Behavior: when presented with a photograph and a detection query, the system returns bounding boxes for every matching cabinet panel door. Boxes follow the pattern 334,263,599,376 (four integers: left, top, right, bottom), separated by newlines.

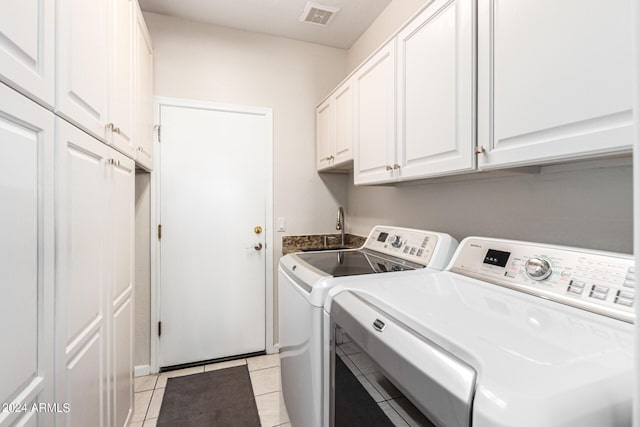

478,0,632,169
0,0,54,107
0,83,54,427
353,40,397,185
112,297,133,427
397,0,475,180
316,99,334,170
109,0,135,157
56,0,108,141
134,5,154,170
55,118,108,427
334,82,353,166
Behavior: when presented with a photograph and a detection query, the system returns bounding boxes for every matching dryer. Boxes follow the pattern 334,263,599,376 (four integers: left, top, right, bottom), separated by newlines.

324,237,635,426
278,226,458,427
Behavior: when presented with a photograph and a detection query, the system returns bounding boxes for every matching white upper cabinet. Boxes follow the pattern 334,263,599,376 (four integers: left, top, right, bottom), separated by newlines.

477,0,633,169
0,0,55,107
108,0,135,158
316,98,335,170
134,3,154,171
333,82,353,167
56,0,109,140
316,79,353,172
353,40,397,185
396,0,475,180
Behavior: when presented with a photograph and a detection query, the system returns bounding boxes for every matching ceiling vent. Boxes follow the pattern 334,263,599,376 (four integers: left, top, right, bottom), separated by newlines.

300,2,339,26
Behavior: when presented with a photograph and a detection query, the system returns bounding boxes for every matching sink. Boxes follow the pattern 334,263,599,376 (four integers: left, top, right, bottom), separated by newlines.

300,246,352,252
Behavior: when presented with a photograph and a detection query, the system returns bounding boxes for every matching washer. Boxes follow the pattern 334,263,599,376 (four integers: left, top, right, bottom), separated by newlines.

324,237,635,427
278,226,458,427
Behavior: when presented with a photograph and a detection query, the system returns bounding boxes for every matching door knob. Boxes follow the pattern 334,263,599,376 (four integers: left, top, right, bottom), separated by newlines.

254,243,263,251
254,226,263,234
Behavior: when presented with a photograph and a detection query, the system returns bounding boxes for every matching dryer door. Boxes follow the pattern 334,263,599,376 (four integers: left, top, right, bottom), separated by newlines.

329,291,476,427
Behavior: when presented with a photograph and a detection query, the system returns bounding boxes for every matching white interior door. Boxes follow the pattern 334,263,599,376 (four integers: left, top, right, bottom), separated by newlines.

159,100,270,368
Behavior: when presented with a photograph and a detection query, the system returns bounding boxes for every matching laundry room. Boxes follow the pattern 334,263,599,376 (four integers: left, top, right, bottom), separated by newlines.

0,0,637,426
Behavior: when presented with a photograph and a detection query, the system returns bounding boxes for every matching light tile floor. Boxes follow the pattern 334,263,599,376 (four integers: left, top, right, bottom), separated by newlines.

130,354,290,427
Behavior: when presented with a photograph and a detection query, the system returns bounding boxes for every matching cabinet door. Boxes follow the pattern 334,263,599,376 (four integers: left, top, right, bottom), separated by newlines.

109,0,135,158
397,0,475,180
56,0,109,141
316,99,335,170
353,40,397,185
55,118,109,427
333,82,353,166
134,4,154,170
478,0,633,169
0,84,54,427
0,0,55,107
109,150,134,427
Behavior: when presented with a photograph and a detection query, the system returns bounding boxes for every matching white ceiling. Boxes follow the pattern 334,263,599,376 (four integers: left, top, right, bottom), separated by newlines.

138,0,392,49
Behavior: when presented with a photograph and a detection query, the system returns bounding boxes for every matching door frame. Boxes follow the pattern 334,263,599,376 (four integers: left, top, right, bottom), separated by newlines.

149,96,275,373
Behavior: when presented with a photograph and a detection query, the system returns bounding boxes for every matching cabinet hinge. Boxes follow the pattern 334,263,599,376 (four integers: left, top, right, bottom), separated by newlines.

158,321,162,337
154,124,161,143
158,224,162,240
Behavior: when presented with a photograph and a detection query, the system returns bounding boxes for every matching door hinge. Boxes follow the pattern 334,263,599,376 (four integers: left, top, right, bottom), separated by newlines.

155,124,161,143
158,224,162,239
158,321,162,337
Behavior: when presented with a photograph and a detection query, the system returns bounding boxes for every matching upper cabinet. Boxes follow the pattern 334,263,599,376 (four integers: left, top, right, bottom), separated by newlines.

0,0,55,108
57,0,150,162
108,0,135,158
396,0,475,180
316,79,353,171
477,0,633,169
56,0,110,140
134,3,154,171
353,40,397,184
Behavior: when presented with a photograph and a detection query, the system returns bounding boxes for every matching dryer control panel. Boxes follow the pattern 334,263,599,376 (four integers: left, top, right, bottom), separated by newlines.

450,238,635,323
363,226,455,269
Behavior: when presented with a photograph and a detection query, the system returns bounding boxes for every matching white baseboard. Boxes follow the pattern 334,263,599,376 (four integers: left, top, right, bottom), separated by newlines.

134,364,151,377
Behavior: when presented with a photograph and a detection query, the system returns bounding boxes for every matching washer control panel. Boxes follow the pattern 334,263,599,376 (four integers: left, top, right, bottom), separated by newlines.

450,238,635,323
364,226,440,266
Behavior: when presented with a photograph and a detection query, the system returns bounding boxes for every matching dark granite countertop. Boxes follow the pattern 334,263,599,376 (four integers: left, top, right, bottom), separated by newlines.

282,233,366,255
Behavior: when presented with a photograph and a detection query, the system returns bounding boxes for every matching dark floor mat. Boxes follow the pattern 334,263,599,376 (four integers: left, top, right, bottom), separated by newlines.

334,356,394,427
157,365,261,427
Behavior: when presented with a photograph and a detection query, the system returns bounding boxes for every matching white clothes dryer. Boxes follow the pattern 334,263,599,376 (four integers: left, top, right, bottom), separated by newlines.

323,237,634,427
278,226,458,427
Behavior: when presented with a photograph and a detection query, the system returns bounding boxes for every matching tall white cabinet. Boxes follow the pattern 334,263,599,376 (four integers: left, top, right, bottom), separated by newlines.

55,118,135,427
0,83,54,427
1,0,148,425
477,0,633,169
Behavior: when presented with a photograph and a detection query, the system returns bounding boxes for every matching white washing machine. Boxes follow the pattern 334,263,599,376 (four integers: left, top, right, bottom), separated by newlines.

278,226,459,427
323,237,635,427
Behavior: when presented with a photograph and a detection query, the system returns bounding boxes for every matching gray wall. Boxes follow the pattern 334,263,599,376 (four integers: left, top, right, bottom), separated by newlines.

347,159,633,254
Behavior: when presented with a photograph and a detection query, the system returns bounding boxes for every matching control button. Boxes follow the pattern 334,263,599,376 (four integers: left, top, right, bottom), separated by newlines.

589,285,609,300
390,235,403,248
409,247,417,255
628,267,635,274
623,280,635,288
504,271,517,278
403,247,410,253
614,296,634,307
570,280,585,289
525,258,552,281
416,249,424,257
626,273,635,281
617,290,635,300
567,285,583,295
561,270,572,279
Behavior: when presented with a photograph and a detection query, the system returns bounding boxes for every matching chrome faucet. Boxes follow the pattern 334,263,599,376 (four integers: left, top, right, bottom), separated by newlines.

336,207,345,247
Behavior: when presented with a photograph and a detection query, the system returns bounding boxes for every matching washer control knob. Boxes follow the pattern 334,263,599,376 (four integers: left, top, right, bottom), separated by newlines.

390,235,403,248
525,258,552,281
